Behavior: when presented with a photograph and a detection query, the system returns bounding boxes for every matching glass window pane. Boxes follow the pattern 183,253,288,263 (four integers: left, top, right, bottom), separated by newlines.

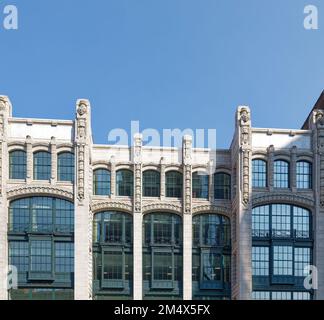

252,205,270,238
58,152,74,182
272,204,291,238
166,171,183,198
33,151,51,181
143,170,160,197
116,170,133,196
274,160,289,188
55,242,74,273
252,246,269,276
30,240,52,272
296,161,312,189
192,173,209,199
93,169,111,196
214,173,231,200
273,246,293,276
9,150,27,179
252,159,267,188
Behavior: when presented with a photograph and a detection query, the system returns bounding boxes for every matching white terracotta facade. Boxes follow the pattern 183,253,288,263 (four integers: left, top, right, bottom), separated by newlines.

0,91,324,300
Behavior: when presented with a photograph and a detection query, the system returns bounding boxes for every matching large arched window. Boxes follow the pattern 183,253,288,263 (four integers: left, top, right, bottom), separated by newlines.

116,170,133,196
192,214,231,300
143,170,160,197
57,152,74,182
252,159,267,188
93,211,133,300
214,173,231,200
192,172,209,199
274,160,290,188
252,204,312,300
9,150,27,180
143,213,183,299
33,151,51,181
8,197,74,300
296,161,312,189
166,171,183,198
93,169,111,196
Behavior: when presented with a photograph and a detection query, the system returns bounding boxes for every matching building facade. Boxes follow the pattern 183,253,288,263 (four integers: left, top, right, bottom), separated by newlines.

0,92,324,300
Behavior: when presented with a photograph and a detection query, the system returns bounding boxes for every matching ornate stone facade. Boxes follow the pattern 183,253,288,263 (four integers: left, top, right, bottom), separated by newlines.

0,91,323,300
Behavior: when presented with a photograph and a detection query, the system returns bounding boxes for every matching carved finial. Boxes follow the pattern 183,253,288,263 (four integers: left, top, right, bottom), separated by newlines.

314,109,324,127
237,106,251,126
0,96,12,115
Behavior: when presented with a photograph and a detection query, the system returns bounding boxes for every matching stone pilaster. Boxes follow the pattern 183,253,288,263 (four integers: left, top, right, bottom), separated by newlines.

267,145,274,191
208,160,214,202
291,146,297,191
110,156,116,199
235,106,252,300
74,99,92,300
132,134,143,300
0,96,12,300
312,110,324,299
26,136,33,183
160,157,166,200
182,135,193,300
50,137,57,184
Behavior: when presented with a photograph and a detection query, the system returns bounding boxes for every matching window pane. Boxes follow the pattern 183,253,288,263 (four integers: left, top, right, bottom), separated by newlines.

214,173,231,200
252,247,269,276
294,247,311,277
58,152,74,182
55,199,74,233
55,242,74,273
192,173,209,199
143,170,160,197
296,161,312,189
166,171,183,198
103,251,123,280
272,204,291,238
202,252,222,281
116,170,133,196
252,160,267,188
9,151,27,179
252,205,270,238
252,291,270,300
30,240,52,272
93,169,111,196
293,207,310,239
9,241,29,272
34,152,51,180
273,246,293,276
274,160,289,188
153,252,172,281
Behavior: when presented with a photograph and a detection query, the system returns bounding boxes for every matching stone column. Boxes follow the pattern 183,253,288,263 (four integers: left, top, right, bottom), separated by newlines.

0,96,12,300
132,134,143,300
74,99,92,300
312,110,324,299
182,135,193,300
110,156,116,199
208,160,214,202
51,137,57,184
236,106,253,300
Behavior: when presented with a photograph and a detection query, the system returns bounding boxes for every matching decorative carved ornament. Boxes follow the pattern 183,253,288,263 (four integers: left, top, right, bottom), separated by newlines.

252,193,314,208
183,136,192,214
142,202,182,215
7,185,74,201
192,204,231,218
133,134,142,213
238,106,251,207
91,200,133,214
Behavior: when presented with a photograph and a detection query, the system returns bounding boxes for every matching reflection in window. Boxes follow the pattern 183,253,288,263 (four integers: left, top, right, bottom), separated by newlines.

274,160,289,188
214,173,231,200
9,150,27,180
192,173,209,199
58,152,74,182
34,151,51,181
296,161,312,189
116,170,133,196
166,171,183,198
143,170,160,197
252,159,267,188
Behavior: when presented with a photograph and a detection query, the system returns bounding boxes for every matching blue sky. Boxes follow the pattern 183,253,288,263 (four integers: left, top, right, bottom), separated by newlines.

0,0,323,148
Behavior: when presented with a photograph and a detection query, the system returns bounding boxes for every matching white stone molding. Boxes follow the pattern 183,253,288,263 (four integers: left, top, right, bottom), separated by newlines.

142,202,182,215
51,137,57,184
183,135,192,215
160,157,166,200
192,204,231,218
7,185,74,201
91,200,133,214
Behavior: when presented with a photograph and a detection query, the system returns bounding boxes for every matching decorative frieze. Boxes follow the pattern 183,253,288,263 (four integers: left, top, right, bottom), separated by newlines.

142,202,182,215
91,200,133,214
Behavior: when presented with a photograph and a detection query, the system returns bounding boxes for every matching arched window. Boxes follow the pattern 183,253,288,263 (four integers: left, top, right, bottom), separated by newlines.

58,152,74,182
296,161,312,189
166,171,183,198
143,170,160,197
192,214,231,300
8,197,74,300
116,170,133,196
33,151,51,181
252,204,312,300
192,172,209,199
93,212,133,299
143,213,182,299
9,150,27,180
274,160,290,188
252,159,267,188
93,169,111,196
214,173,231,200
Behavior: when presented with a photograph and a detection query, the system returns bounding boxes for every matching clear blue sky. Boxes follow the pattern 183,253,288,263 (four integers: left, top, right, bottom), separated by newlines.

0,0,323,148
